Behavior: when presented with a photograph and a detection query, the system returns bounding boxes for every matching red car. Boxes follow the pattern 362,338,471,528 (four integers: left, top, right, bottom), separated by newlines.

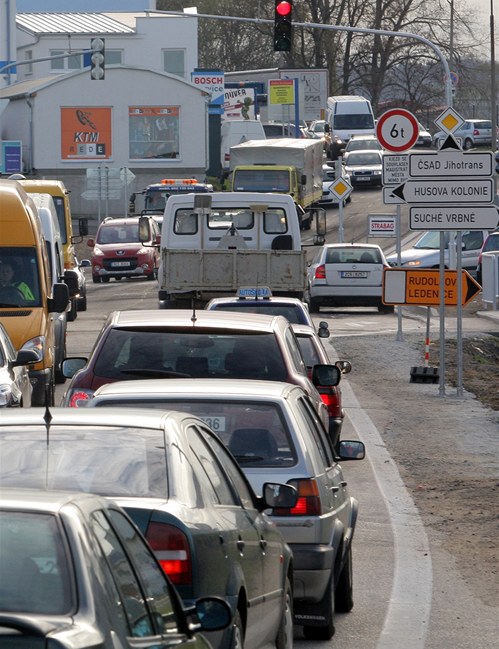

88,216,160,283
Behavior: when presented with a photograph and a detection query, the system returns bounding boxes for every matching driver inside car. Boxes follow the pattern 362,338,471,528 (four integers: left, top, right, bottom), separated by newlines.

0,261,34,301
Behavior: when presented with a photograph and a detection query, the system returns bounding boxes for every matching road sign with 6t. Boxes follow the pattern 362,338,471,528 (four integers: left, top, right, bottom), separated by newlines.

376,108,419,152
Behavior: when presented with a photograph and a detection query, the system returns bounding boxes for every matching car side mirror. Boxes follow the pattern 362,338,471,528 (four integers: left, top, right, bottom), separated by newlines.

138,216,151,244
312,363,340,387
335,359,352,375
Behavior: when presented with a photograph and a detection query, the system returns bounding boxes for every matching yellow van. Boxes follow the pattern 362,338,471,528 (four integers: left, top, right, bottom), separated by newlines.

0,180,69,405
17,178,85,320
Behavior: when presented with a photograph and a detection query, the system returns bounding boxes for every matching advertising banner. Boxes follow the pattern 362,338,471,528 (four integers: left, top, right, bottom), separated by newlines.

61,107,112,160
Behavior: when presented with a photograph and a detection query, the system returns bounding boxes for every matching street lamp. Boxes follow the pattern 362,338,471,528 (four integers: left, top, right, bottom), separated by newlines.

491,0,497,150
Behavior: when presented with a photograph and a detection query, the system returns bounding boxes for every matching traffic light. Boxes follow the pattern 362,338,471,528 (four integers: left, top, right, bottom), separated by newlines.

90,37,105,80
274,1,293,52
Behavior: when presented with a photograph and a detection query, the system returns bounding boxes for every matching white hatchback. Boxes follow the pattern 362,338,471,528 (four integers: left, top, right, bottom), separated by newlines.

306,243,394,313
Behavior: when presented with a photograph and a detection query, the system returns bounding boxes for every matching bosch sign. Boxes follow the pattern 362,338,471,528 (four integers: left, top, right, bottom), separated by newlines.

191,70,225,115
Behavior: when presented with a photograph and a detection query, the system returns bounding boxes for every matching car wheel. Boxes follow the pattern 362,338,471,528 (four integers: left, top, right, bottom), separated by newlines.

114,277,122,281
335,545,354,612
309,297,321,314
276,577,293,649
229,609,244,649
92,275,101,284
463,138,473,150
303,573,335,641
378,303,395,313
101,277,110,283
146,272,156,281
77,293,87,312
66,297,77,322
54,342,67,385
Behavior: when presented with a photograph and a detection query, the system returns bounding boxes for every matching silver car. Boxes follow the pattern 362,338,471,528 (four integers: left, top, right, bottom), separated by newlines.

86,378,365,641
433,119,493,150
307,243,394,313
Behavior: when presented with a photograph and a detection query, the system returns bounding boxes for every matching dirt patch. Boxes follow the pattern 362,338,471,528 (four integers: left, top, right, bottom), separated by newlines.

332,314,499,608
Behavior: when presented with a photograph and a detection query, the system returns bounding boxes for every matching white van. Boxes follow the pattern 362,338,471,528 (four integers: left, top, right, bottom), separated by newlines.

220,120,266,178
325,95,376,159
29,193,68,384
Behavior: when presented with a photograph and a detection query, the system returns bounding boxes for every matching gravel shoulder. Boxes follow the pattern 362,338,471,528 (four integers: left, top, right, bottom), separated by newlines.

327,307,498,609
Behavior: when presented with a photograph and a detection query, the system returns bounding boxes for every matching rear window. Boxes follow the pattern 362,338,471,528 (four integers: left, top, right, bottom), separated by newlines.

93,399,298,468
93,328,287,382
0,510,73,614
325,247,382,264
209,302,309,324
483,233,499,252
0,427,168,498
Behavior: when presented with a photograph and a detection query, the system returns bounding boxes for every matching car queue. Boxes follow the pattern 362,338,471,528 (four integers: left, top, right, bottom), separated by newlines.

1,126,495,648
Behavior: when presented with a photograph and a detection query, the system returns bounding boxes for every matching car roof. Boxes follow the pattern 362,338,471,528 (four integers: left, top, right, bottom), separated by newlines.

207,296,307,307
92,378,299,400
0,406,190,429
320,242,382,250
100,217,139,227
0,488,106,513
345,149,382,158
108,309,288,333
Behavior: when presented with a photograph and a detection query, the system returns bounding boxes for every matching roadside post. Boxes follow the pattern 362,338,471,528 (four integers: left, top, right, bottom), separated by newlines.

381,107,496,395
377,108,417,343
328,172,352,243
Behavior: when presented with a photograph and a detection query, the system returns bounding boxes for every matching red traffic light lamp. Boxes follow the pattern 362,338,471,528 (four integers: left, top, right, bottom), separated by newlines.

274,1,293,52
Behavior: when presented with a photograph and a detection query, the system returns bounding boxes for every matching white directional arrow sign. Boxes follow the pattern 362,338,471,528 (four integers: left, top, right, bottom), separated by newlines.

409,205,499,230
408,151,493,177
389,178,494,204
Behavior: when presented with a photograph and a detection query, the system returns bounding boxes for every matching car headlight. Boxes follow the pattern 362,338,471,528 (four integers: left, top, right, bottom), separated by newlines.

407,260,422,267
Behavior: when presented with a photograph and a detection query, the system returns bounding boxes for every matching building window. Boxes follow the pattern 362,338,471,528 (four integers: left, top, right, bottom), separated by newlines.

163,50,185,78
24,50,33,75
106,50,123,65
50,50,82,72
129,106,180,160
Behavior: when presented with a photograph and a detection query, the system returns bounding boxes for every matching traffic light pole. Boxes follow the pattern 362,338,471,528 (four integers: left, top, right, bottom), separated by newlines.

156,10,453,108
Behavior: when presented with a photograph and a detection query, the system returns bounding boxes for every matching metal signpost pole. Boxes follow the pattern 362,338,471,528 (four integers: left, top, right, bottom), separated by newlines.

396,205,403,342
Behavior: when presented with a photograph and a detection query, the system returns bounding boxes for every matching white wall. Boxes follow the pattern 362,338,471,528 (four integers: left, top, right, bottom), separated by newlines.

15,15,198,82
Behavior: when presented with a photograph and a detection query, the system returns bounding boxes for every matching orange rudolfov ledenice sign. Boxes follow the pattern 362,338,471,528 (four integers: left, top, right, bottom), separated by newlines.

61,107,112,160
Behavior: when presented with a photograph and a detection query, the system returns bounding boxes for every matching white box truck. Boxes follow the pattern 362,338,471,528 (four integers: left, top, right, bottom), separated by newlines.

229,138,324,230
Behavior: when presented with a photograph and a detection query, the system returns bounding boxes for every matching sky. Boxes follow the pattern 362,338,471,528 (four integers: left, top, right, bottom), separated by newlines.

16,1,155,10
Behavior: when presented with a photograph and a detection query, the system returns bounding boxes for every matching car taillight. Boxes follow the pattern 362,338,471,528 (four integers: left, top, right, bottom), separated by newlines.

316,386,342,418
273,479,321,516
68,390,94,408
314,264,326,279
473,129,479,135
146,522,192,586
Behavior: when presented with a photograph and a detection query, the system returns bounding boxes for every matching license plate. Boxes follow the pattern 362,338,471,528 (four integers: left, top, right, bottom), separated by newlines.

341,271,368,278
200,416,226,432
111,261,131,267
354,176,371,181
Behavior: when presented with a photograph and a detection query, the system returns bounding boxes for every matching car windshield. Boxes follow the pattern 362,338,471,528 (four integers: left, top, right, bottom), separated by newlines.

0,509,74,614
97,223,138,244
346,152,381,166
92,399,298,468
346,140,380,152
0,247,42,307
0,427,168,497
414,231,450,250
333,114,374,129
93,329,288,381
483,233,499,252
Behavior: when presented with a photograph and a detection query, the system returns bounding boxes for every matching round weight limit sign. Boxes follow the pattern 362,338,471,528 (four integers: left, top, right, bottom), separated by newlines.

376,108,419,152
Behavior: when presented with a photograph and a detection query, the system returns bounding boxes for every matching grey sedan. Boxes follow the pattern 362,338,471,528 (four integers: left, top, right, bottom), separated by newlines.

0,488,231,648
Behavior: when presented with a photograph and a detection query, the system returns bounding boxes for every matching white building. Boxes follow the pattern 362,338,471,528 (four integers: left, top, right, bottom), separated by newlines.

0,8,211,218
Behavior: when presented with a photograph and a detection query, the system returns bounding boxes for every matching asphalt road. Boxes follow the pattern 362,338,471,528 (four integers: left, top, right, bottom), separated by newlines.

61,189,498,648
